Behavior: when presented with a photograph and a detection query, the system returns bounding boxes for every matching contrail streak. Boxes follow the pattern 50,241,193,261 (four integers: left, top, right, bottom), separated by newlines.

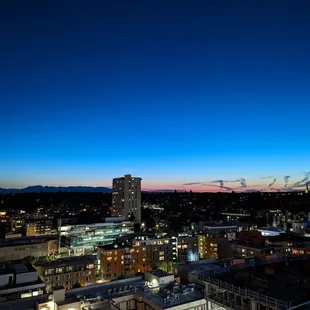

293,173,310,187
284,176,290,187
240,178,247,188
269,178,276,187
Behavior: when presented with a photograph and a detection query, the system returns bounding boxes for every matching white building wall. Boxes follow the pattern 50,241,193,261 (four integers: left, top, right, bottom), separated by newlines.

15,271,38,284
0,273,13,286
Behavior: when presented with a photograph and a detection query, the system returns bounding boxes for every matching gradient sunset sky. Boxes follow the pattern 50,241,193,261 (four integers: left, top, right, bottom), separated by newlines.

1,1,309,192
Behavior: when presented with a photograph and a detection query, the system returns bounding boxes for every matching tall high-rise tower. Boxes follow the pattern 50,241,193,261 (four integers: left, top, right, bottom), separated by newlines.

111,174,142,223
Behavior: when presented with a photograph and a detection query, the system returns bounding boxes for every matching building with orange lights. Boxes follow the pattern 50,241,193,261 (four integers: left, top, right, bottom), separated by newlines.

98,243,153,280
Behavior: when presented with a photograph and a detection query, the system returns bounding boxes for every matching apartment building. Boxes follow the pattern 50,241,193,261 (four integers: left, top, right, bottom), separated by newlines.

198,234,231,259
98,243,153,280
133,236,177,266
177,235,199,262
26,219,54,236
35,255,96,292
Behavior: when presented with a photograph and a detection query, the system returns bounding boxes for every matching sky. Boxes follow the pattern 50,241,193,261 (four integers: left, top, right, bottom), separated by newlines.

0,0,310,192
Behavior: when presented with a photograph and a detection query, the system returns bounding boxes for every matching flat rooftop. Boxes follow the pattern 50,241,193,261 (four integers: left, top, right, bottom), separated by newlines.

175,260,224,275
147,270,173,277
210,260,310,305
136,284,204,309
0,235,57,248
1,276,205,310
98,243,131,250
232,243,278,250
204,222,238,228
0,261,37,276
35,255,96,267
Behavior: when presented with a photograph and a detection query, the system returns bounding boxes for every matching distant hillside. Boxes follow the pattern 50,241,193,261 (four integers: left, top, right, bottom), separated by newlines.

147,189,185,193
0,185,112,194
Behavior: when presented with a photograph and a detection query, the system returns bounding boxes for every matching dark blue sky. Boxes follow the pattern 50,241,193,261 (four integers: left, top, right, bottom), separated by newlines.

1,0,309,190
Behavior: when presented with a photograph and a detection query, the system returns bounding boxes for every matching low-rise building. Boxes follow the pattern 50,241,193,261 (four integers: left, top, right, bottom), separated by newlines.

231,243,277,258
200,260,310,310
0,236,58,262
5,232,22,239
203,223,237,240
35,255,96,292
0,262,45,302
145,270,175,287
290,241,310,256
2,277,207,310
174,259,223,283
238,230,264,246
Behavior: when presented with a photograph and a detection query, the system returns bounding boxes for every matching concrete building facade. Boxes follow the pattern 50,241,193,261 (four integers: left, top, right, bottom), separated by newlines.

112,174,142,223
35,255,96,292
0,236,58,262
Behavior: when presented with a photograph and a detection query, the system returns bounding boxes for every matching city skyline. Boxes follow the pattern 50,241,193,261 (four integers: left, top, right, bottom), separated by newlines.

0,171,309,193
1,1,309,190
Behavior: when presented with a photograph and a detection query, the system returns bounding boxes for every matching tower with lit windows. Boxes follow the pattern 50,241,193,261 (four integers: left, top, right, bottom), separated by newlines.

112,174,142,223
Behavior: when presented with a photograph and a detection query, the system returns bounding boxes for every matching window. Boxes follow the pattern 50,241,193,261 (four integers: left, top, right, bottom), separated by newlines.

56,267,63,274
21,292,32,298
67,265,74,272
159,251,164,255
159,256,164,261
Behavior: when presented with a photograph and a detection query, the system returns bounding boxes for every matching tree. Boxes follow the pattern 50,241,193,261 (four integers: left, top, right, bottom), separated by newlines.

24,256,39,265
41,254,56,262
